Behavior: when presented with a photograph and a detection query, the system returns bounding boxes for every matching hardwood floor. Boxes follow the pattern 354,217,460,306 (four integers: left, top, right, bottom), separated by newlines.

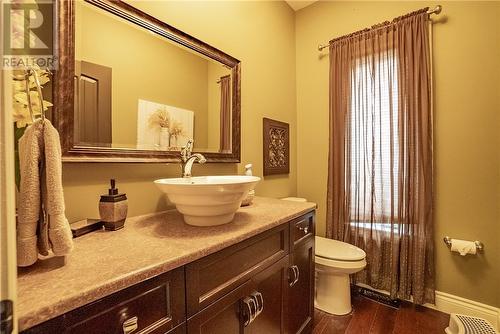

313,294,450,334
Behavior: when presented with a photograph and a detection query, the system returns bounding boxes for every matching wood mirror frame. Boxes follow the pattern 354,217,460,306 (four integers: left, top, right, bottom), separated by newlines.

53,0,241,162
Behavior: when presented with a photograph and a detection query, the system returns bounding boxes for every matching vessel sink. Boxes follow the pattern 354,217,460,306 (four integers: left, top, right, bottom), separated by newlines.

154,175,261,226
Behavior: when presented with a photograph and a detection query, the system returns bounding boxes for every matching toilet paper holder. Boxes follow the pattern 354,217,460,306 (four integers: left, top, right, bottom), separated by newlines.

443,236,484,252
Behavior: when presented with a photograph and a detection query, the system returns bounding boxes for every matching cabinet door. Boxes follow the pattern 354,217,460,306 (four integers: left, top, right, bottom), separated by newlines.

246,256,289,334
288,238,314,334
187,280,254,334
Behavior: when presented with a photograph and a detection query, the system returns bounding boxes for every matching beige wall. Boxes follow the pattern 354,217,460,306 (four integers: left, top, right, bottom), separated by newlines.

62,0,499,308
296,2,500,307
75,1,209,148
63,1,297,221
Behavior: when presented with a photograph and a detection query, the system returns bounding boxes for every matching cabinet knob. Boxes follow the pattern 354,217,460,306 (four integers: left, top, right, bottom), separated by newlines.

250,291,264,317
289,265,300,287
242,296,257,327
122,315,138,334
242,291,265,327
298,226,309,234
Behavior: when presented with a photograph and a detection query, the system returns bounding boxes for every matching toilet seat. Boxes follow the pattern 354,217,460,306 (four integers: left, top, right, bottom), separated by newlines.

315,236,366,261
315,256,366,271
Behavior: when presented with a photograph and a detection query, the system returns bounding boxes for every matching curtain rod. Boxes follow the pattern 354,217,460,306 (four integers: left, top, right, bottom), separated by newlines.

317,5,442,51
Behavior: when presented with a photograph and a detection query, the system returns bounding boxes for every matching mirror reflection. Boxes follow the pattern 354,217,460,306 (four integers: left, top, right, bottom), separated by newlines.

74,1,232,152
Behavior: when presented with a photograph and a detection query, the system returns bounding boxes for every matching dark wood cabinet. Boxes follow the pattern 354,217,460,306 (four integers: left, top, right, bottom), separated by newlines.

245,256,289,334
290,213,315,247
187,256,290,334
23,211,315,334
288,239,315,334
185,224,289,316
187,280,254,334
288,212,315,334
24,268,186,334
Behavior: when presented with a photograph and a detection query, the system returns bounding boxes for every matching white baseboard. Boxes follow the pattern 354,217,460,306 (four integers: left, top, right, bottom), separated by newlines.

354,284,499,331
425,291,500,331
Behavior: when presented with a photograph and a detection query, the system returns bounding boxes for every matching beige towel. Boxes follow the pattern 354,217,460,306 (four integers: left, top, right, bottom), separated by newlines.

42,121,73,255
17,119,73,267
17,121,43,266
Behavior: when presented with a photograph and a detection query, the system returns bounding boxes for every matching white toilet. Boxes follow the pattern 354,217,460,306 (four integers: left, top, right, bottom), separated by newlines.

280,198,367,315
315,236,366,315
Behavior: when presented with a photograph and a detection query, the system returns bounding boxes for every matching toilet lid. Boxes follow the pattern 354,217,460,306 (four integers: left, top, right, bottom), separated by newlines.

315,236,366,261
281,197,307,202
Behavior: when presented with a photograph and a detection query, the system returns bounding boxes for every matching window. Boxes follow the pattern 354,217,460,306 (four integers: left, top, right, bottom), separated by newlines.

349,52,399,227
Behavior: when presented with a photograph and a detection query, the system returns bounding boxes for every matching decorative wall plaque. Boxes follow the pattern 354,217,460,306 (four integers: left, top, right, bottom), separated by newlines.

263,118,289,176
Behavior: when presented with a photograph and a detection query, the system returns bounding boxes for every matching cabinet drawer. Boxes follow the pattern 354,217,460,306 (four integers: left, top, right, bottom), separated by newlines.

168,322,187,334
187,256,289,334
67,268,185,334
290,212,315,248
25,268,185,334
186,224,289,316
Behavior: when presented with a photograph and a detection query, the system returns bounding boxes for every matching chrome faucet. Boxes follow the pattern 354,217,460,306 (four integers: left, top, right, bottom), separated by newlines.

180,139,206,178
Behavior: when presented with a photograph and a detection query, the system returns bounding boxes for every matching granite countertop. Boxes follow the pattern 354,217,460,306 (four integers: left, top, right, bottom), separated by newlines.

17,196,316,331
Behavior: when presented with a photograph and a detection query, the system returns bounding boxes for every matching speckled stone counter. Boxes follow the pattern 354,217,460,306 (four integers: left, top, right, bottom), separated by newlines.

17,196,316,331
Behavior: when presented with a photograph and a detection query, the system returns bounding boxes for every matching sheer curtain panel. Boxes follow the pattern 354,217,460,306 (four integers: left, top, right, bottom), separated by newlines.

219,75,231,152
326,8,435,304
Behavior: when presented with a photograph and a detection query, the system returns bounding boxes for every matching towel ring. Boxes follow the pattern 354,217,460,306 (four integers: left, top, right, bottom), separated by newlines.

12,67,47,123
30,67,46,122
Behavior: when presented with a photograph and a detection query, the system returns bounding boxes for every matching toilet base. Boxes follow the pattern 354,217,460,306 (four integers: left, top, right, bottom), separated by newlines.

315,270,352,315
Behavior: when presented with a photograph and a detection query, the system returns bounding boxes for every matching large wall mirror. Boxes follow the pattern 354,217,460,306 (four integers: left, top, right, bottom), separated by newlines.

53,0,240,162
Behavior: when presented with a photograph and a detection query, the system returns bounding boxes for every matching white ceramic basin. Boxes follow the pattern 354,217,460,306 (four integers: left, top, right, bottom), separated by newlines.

154,175,260,226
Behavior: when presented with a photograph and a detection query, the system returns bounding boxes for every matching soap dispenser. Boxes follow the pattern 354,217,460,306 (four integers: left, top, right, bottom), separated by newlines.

241,164,255,206
99,179,128,231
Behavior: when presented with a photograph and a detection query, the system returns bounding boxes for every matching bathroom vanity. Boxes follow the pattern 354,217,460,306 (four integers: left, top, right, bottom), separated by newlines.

18,197,315,334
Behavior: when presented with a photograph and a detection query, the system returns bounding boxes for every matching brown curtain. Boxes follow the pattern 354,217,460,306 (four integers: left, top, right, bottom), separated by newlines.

326,8,434,304
219,75,231,152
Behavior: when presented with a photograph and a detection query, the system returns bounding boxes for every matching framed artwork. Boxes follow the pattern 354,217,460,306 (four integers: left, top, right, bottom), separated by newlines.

137,99,194,151
263,118,290,176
